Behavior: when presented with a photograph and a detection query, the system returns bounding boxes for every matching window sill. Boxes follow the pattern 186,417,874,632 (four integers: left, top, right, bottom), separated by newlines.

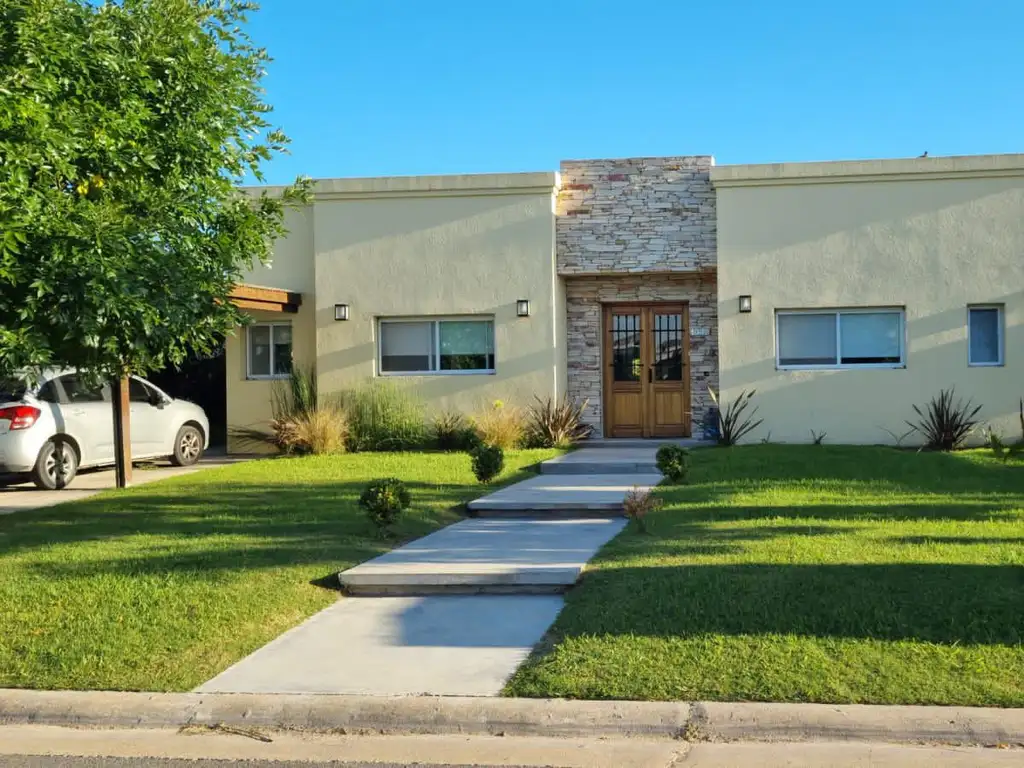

246,374,292,381
378,370,496,377
968,361,1005,368
776,363,906,371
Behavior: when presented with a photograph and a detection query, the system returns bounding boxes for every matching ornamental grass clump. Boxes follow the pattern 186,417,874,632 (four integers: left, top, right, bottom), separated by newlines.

341,380,427,451
524,395,592,448
471,400,524,450
433,410,477,451
908,388,982,451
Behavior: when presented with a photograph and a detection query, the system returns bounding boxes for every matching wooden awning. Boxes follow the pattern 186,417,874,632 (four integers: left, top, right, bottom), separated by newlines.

229,284,302,314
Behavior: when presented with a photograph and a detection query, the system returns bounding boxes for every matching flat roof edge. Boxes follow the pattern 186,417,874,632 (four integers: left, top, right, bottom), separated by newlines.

244,171,559,199
711,154,1024,187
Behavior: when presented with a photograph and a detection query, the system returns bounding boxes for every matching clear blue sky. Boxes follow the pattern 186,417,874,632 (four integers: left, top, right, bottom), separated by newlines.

246,0,1023,184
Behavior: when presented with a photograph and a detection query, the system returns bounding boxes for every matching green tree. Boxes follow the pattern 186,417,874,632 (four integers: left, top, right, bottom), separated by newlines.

0,0,307,379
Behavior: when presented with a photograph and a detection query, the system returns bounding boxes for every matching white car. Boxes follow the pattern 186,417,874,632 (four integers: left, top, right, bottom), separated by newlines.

0,369,209,490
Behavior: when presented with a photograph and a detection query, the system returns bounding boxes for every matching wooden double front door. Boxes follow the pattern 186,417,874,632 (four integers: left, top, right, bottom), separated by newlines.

603,303,691,438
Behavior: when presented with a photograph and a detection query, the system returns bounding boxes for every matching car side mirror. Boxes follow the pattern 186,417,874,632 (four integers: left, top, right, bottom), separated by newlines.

148,392,165,408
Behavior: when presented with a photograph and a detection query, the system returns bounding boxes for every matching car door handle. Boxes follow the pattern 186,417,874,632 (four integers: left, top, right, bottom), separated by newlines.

70,409,86,416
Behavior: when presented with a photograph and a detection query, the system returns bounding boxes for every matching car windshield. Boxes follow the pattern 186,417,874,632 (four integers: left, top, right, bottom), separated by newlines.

0,377,27,402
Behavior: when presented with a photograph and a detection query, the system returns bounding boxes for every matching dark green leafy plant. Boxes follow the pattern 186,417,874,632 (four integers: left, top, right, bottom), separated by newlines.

433,411,477,451
359,478,411,534
708,387,763,446
524,395,592,448
655,445,690,484
470,443,504,483
907,389,982,451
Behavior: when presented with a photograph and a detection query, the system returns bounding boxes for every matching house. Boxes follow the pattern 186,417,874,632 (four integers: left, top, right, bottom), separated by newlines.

226,153,1024,449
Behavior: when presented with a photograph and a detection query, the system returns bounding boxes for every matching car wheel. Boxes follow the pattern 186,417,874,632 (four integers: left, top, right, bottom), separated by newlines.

171,424,204,466
31,440,79,490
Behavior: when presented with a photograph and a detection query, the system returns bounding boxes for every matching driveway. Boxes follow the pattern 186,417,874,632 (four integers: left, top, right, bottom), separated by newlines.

0,454,250,515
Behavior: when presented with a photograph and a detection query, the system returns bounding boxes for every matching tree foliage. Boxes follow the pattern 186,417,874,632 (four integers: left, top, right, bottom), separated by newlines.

0,0,308,380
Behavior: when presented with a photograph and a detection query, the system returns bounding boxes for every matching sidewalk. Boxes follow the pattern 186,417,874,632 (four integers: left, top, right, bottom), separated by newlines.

2,723,1020,767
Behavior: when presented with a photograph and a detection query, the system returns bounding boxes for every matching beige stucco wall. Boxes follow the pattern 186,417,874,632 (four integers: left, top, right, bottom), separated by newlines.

225,173,562,449
714,155,1024,445
226,207,317,452
224,305,317,452
313,173,563,416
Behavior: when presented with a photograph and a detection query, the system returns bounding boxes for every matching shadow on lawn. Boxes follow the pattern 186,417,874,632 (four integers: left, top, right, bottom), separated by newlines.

0,479,473,569
685,444,1023,495
569,562,1024,645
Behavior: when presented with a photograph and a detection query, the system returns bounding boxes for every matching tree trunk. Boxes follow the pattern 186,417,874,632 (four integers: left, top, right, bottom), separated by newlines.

111,376,132,488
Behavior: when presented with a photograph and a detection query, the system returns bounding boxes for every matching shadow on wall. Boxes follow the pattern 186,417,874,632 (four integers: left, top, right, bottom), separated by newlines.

719,293,1024,443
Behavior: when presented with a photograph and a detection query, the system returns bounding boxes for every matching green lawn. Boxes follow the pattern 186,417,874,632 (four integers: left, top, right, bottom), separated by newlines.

0,449,560,691
506,445,1024,706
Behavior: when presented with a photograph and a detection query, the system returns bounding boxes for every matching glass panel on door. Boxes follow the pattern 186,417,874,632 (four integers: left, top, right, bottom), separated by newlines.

653,313,683,381
611,313,641,382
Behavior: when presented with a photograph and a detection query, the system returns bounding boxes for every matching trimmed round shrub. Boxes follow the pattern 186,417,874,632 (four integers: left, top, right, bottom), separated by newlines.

359,477,411,531
470,443,504,484
656,444,690,484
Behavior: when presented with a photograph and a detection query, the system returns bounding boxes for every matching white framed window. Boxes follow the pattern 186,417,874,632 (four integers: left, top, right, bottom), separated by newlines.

968,305,1004,366
378,317,495,375
247,322,293,379
776,309,905,369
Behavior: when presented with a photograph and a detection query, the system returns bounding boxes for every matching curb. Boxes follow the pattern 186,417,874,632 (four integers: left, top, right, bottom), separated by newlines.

1,690,1022,746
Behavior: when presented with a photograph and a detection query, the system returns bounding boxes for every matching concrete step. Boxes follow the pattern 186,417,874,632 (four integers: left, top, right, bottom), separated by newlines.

337,518,626,597
466,472,662,514
540,448,659,475
468,507,625,519
541,462,659,475
581,438,714,449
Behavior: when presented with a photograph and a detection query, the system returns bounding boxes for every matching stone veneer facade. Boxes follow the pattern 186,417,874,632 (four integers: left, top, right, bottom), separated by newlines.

557,156,719,438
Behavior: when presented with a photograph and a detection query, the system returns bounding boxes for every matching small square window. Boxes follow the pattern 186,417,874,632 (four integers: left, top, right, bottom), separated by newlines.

968,306,1004,366
248,323,293,379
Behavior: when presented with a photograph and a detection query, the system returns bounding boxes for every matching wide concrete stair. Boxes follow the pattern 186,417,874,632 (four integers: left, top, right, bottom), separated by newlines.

338,518,628,596
337,446,665,597
466,472,661,516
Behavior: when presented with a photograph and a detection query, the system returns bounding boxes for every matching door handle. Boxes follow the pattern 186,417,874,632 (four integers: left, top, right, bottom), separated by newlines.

648,368,653,383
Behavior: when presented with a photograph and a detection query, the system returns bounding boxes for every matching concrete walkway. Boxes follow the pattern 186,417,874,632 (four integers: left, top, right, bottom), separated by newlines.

198,595,565,696
198,446,659,696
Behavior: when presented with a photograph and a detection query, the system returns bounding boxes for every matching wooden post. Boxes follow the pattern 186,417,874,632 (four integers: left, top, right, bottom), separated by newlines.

111,376,132,488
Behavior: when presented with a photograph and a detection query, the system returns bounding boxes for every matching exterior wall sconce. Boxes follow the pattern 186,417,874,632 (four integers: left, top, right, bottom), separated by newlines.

334,303,349,321
738,295,753,313
516,299,531,317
